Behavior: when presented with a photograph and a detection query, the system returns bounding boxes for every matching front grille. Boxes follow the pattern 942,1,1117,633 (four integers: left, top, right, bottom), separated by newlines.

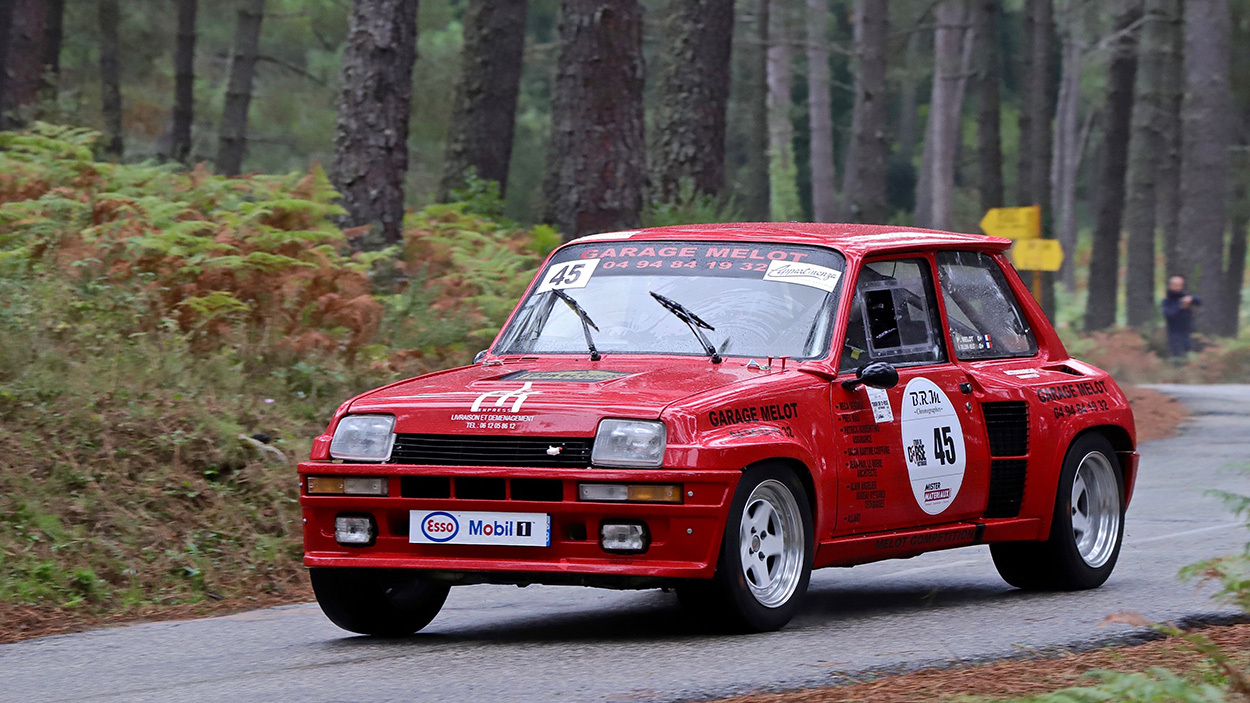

399,476,564,502
986,459,1028,518
390,434,594,468
982,401,1029,457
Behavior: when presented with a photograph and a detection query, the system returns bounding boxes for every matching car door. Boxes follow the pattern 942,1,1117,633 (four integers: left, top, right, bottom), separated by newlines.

933,250,1042,519
831,256,992,535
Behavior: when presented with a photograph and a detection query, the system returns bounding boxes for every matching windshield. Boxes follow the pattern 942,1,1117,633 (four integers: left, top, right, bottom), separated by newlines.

495,241,846,359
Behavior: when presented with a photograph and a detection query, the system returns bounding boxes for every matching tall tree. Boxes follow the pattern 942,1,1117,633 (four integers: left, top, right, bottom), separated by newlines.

5,0,47,120
0,0,15,128
439,0,528,200
915,0,972,231
974,0,1004,211
1177,0,1231,334
170,0,197,164
543,0,645,240
768,1,800,220
41,0,63,97
1050,1,1085,291
896,18,925,167
1125,0,1179,329
215,0,266,176
806,0,836,221
1016,2,1035,208
1222,141,1249,336
98,0,123,158
1157,1,1183,276
331,0,419,243
1022,0,1055,313
840,0,889,224
742,0,771,221
650,0,734,201
1085,2,1141,331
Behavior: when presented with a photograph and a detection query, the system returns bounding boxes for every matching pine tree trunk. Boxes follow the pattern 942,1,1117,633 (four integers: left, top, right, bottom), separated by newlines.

98,0,123,159
840,0,889,224
1157,1,1183,276
331,0,419,244
1221,145,1249,336
6,0,47,120
767,1,800,221
542,0,645,240
0,0,15,128
439,0,527,200
806,0,836,221
1025,0,1055,314
1125,0,1176,329
215,0,266,176
41,0,63,97
1051,20,1082,292
1016,2,1034,208
1177,0,1231,335
974,0,1004,210
743,0,771,221
651,0,734,202
917,0,972,231
1084,2,1140,332
897,24,924,167
170,0,197,164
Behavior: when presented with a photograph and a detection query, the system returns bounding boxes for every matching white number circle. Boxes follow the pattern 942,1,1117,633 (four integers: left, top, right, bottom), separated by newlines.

900,377,966,515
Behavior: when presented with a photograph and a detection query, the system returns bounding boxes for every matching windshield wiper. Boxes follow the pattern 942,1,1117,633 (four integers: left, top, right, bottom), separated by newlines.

650,291,723,364
552,289,602,361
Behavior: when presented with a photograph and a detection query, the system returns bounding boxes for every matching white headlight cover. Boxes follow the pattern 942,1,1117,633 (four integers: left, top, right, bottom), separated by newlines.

591,419,666,468
329,415,397,462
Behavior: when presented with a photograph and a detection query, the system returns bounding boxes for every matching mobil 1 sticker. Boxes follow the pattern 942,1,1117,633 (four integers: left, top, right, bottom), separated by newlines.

901,377,966,515
410,510,551,547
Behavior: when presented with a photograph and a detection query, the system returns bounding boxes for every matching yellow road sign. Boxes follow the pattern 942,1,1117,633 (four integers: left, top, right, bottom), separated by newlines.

1011,238,1064,271
980,205,1041,240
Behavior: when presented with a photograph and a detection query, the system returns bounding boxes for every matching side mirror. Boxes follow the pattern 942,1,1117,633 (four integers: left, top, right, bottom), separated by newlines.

841,361,899,391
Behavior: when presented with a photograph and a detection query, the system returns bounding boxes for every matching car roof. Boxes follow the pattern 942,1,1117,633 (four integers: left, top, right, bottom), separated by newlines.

571,222,1012,257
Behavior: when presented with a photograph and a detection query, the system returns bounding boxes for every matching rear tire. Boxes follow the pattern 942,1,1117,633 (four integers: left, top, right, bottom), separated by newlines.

991,433,1124,590
679,464,813,632
310,568,450,636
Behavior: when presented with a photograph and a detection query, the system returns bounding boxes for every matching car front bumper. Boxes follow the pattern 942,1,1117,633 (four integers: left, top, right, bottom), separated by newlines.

299,463,741,582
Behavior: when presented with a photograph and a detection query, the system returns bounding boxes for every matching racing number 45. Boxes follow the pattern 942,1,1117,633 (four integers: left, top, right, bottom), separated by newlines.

547,263,587,287
933,426,957,465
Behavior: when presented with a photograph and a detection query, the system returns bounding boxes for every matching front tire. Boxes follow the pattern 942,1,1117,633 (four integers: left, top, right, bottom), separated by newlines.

310,568,450,636
681,465,814,632
991,433,1125,590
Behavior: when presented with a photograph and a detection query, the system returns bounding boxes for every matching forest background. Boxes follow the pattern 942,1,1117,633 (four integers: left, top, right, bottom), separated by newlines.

3,0,1250,646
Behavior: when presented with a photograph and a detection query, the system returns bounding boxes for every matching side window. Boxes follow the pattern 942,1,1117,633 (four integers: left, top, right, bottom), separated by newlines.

935,251,1038,360
841,259,947,371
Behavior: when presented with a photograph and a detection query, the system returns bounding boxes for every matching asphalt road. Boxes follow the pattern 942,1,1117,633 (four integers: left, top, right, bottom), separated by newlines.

4,384,1249,703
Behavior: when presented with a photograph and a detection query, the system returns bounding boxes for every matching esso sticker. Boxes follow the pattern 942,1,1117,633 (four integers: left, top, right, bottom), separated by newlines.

900,377,966,515
536,258,601,293
420,511,459,542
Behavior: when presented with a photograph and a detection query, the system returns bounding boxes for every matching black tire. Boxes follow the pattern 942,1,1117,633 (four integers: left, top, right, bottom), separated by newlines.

310,568,450,636
991,433,1125,590
679,464,814,632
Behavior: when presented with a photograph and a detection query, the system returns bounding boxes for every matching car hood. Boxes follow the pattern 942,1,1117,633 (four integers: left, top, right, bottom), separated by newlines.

347,357,768,435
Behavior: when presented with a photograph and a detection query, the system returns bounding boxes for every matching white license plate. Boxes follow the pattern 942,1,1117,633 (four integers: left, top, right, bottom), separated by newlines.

409,510,551,547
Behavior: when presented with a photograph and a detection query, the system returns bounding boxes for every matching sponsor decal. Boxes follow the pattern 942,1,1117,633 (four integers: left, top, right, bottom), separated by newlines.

708,402,799,427
1035,380,1108,403
865,387,893,423
410,510,551,547
500,369,631,383
874,527,977,551
471,381,539,413
419,511,459,543
901,377,966,515
761,259,843,292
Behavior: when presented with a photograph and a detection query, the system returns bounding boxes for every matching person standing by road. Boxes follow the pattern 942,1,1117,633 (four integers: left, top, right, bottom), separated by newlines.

1162,275,1201,357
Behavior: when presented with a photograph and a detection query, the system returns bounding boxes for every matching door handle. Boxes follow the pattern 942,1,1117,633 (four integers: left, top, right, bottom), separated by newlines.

959,382,973,394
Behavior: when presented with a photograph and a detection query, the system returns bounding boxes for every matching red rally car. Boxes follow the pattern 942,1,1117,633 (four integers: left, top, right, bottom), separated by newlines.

299,223,1137,634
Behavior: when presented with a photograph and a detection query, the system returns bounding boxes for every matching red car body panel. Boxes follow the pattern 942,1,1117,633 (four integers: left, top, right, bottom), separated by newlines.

300,223,1137,583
